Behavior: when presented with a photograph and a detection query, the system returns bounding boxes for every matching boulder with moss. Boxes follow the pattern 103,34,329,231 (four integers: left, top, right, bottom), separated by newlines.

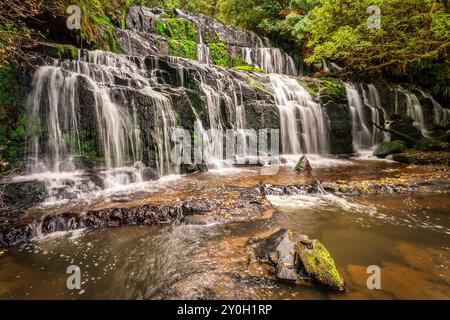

296,239,344,290
373,140,406,158
251,229,344,290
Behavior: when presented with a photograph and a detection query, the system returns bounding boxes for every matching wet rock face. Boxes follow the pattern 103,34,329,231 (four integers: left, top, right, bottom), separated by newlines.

324,101,354,154
126,6,263,49
1,181,47,210
389,114,423,144
250,229,344,290
0,188,272,248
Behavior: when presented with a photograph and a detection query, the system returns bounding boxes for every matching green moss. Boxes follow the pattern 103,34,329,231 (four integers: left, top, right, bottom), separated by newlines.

304,82,320,96
208,42,231,67
231,65,265,73
297,241,344,290
155,18,198,42
63,130,98,159
415,137,450,151
155,20,166,36
242,74,271,94
50,44,79,60
168,39,197,60
204,31,220,43
102,28,121,53
179,40,197,60
373,140,406,158
231,56,247,67
319,78,346,98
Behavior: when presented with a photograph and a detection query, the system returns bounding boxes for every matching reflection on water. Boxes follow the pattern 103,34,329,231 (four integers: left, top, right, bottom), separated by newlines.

1,192,449,299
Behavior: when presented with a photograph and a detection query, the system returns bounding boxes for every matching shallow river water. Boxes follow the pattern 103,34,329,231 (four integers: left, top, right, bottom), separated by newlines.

1,158,449,299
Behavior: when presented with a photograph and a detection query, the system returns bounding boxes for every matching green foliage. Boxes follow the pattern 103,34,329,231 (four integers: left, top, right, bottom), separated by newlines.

208,42,230,67
306,1,449,74
0,64,20,109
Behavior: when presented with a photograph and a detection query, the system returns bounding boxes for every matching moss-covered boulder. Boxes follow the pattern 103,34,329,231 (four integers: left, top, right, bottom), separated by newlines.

296,239,344,290
251,229,344,290
373,140,406,158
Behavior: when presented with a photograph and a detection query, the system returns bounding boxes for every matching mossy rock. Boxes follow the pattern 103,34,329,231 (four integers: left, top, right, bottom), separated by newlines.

49,44,78,60
155,18,198,42
296,240,344,290
168,39,197,60
231,65,265,73
208,42,231,67
373,140,406,158
415,137,450,152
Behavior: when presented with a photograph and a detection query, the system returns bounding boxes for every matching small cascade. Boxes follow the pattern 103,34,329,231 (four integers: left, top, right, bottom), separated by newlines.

196,28,211,65
364,84,389,142
345,83,387,150
269,74,329,155
403,92,429,137
398,89,449,138
240,47,298,75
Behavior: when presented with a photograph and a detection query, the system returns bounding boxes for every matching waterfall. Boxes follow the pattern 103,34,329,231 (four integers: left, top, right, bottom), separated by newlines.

240,47,298,75
400,90,450,138
403,92,429,137
269,74,329,155
24,50,179,200
345,83,387,150
365,84,389,142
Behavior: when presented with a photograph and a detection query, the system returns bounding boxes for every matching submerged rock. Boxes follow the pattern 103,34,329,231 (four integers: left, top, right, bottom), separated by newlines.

251,229,344,290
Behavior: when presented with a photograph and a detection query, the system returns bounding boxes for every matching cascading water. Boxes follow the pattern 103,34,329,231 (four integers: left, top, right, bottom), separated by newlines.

240,47,298,76
345,83,386,150
401,89,449,138
22,49,180,201
270,74,329,155
403,92,429,137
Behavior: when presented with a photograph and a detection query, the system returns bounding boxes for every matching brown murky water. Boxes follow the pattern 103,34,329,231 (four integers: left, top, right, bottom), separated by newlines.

1,159,449,299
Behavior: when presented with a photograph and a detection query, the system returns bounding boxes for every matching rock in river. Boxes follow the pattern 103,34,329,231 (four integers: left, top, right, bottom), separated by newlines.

251,229,344,290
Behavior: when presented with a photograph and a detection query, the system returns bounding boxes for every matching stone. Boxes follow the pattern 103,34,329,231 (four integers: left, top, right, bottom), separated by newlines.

324,101,354,155
296,240,345,290
252,229,344,290
2,180,46,210
389,114,423,144
373,140,406,158
294,155,312,173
